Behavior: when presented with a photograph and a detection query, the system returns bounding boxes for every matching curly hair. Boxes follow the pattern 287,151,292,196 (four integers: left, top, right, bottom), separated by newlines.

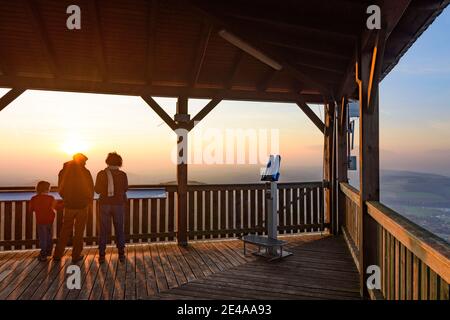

106,152,123,167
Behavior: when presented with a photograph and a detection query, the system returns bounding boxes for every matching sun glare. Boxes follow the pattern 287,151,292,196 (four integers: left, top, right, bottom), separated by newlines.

61,135,90,155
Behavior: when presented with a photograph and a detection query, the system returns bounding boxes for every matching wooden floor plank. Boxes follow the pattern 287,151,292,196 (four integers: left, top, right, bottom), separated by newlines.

163,244,188,286
2,234,361,300
141,243,159,296
135,244,149,299
157,244,178,289
89,247,114,300
179,245,212,277
100,247,120,300
124,245,137,300
25,250,71,300
111,247,128,300
167,243,196,283
149,244,169,292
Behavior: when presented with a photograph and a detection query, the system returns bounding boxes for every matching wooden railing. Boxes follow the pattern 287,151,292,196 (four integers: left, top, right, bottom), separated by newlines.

339,182,361,269
339,182,450,300
0,182,325,251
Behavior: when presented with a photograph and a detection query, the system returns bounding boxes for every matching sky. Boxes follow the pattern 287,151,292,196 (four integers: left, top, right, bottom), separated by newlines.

0,7,449,187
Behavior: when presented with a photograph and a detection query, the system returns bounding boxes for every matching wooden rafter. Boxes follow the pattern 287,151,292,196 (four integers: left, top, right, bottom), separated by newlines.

190,22,212,87
0,88,25,112
146,0,158,84
187,0,332,98
25,0,59,77
227,13,358,39
0,55,12,76
337,0,412,99
256,68,275,92
225,50,243,89
198,1,361,39
0,74,325,103
296,98,325,133
367,30,387,110
340,96,348,130
141,95,177,130
88,0,107,81
187,98,222,131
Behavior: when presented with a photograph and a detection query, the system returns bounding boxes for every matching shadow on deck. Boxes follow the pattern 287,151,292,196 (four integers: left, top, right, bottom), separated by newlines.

0,234,360,300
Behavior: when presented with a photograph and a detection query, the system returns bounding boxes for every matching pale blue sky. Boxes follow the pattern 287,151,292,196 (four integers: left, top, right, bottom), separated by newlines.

379,7,450,175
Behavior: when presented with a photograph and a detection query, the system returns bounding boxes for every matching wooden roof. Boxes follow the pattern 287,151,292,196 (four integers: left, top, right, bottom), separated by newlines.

0,0,448,103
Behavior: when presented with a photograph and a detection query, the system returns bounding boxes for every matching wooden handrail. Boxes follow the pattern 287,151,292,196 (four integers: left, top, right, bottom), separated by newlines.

367,201,450,283
339,182,360,204
0,182,324,193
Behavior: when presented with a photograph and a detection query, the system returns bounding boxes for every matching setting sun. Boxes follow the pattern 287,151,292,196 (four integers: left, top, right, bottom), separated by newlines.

61,134,90,155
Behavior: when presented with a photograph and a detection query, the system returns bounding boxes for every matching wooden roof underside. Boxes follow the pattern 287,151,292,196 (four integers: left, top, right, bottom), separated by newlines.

0,0,448,103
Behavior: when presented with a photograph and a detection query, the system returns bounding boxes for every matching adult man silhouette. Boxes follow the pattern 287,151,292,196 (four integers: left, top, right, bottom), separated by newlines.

53,153,94,263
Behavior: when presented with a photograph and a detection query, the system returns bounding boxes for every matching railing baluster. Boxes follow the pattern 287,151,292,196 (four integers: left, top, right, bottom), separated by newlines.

228,189,234,238
159,197,166,242
150,198,157,242
212,190,219,238
205,190,211,239
250,189,256,231
235,189,241,235
197,190,204,240
243,189,249,233
168,191,175,241
4,202,12,250
142,199,149,242
220,190,226,236
258,189,264,235
188,190,194,240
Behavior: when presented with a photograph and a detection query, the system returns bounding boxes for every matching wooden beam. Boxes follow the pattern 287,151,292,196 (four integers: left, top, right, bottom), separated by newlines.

25,0,59,77
227,13,358,39
190,22,212,87
367,31,387,110
225,51,243,89
202,1,360,39
0,75,325,103
338,0,412,99
323,102,335,233
140,95,177,130
0,89,25,112
331,101,338,234
88,0,107,81
176,96,189,246
337,97,349,235
0,51,12,76
295,100,325,133
146,0,158,84
187,98,221,130
358,29,386,299
256,68,275,92
188,0,332,98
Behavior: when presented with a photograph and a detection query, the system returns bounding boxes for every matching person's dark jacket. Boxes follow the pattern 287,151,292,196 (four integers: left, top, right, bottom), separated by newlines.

94,169,128,205
58,161,94,209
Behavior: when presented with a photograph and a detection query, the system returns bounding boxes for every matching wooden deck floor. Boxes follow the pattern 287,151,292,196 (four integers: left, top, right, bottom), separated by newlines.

0,234,360,300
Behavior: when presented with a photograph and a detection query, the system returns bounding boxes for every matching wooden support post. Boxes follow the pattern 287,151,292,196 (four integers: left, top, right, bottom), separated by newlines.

176,96,189,246
331,102,338,234
336,97,348,235
358,30,386,299
323,102,335,232
0,88,25,112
